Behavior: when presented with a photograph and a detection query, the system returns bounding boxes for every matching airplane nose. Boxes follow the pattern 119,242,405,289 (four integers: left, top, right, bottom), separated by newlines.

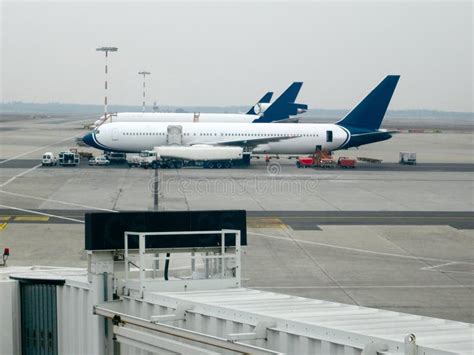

82,132,103,150
82,132,94,147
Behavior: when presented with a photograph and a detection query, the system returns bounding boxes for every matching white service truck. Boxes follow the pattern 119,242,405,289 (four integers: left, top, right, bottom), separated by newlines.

58,150,80,166
399,152,417,165
105,152,127,164
139,145,244,169
41,152,57,166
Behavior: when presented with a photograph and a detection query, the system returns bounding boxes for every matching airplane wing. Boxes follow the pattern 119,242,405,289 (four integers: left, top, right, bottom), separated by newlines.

271,117,300,123
350,129,400,136
191,135,297,149
191,135,296,149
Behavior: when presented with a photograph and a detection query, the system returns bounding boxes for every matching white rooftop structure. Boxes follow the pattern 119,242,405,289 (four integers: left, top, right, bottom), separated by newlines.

1,229,472,354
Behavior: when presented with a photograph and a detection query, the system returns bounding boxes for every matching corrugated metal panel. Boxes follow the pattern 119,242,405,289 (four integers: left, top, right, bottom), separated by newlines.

56,278,101,355
20,283,58,355
141,288,473,355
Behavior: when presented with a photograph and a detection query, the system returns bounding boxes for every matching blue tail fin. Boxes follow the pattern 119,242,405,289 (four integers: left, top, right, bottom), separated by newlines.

253,82,307,122
246,92,273,114
337,75,400,131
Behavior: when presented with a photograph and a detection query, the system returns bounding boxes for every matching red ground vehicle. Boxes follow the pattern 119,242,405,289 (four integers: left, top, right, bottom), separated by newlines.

296,150,336,168
296,157,314,168
337,157,356,168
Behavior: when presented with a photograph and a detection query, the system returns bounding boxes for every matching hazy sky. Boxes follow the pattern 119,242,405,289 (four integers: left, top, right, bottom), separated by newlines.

1,1,472,111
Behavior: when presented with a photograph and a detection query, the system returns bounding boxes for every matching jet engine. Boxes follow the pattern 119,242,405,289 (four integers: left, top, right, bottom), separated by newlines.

253,103,272,115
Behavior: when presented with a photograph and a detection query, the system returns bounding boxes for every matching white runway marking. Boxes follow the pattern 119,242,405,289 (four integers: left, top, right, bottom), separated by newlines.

249,231,474,266
0,190,117,212
0,204,84,224
421,261,458,270
0,164,41,187
253,285,473,289
421,262,474,275
0,133,81,164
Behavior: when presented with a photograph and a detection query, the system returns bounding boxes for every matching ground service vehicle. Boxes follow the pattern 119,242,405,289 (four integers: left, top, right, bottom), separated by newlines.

399,152,417,165
89,156,110,166
41,152,57,166
337,157,356,168
78,151,93,161
105,152,127,164
139,150,159,169
139,146,244,169
126,154,140,167
296,150,336,168
58,151,79,166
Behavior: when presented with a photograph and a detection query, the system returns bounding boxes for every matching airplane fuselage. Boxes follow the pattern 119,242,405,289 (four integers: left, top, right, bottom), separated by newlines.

108,112,261,123
87,122,351,154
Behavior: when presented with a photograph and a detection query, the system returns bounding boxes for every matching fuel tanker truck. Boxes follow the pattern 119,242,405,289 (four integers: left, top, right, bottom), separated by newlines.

138,145,244,169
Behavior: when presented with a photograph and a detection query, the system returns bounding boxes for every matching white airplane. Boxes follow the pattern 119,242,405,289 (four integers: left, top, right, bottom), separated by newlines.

83,76,399,156
93,83,307,126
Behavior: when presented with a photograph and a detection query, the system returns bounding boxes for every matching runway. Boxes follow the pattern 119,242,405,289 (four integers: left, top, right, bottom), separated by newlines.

0,209,472,229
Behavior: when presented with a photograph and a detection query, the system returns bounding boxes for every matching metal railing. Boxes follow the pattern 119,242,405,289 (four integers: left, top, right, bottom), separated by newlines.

123,229,241,296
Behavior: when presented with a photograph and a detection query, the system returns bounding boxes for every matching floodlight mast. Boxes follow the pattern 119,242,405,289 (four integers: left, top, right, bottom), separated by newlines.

96,47,118,117
138,71,151,112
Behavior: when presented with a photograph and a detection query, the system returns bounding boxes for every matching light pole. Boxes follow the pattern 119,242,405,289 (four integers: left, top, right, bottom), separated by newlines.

96,46,118,117
138,71,151,112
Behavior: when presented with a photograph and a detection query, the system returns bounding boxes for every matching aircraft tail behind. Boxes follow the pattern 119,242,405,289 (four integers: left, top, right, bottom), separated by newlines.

336,75,400,132
246,92,273,115
253,82,307,123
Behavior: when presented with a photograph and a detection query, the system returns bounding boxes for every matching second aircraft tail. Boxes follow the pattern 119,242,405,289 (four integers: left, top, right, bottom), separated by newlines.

253,82,308,123
246,92,274,115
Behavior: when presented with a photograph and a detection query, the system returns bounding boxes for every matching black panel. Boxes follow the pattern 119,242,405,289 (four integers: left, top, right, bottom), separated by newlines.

85,210,246,251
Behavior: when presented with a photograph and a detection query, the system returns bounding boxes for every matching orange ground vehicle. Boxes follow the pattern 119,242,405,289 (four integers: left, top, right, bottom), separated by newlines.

296,150,336,168
337,157,356,168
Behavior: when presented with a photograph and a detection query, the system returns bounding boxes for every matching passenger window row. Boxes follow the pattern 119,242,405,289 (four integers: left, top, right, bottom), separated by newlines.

123,132,166,136
122,132,319,138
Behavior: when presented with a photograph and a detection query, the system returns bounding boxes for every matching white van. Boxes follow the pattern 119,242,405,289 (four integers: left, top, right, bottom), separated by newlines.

42,152,57,166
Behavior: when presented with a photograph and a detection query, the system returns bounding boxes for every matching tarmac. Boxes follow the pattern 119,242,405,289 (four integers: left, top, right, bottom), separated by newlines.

0,114,473,323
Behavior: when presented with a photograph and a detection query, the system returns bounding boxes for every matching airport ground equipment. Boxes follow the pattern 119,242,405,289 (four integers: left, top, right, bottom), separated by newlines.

139,146,244,169
399,152,417,165
105,151,127,163
296,149,336,168
57,150,79,166
88,156,110,166
357,156,383,163
78,151,93,160
126,154,140,167
1,211,472,354
337,156,357,168
41,152,57,166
